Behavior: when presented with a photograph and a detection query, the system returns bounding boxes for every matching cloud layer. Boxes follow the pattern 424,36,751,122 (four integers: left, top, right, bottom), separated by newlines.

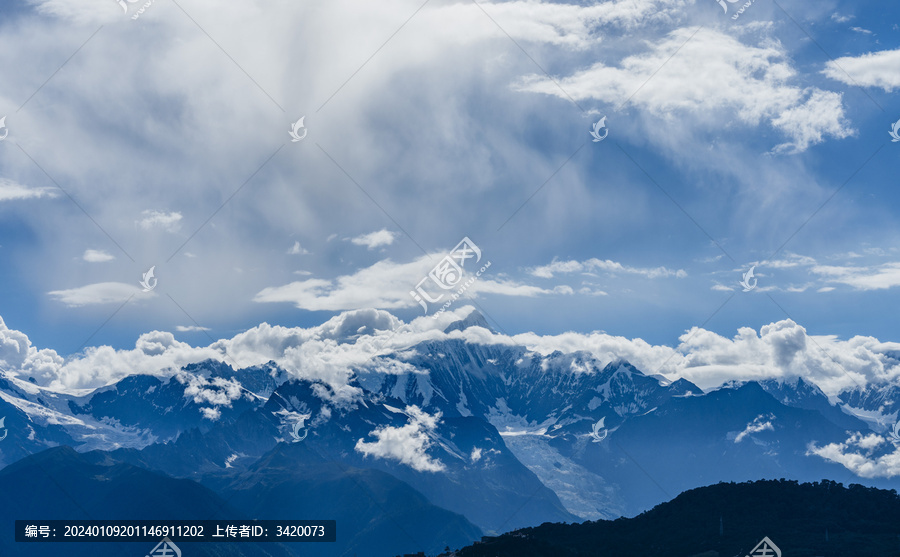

3,306,900,402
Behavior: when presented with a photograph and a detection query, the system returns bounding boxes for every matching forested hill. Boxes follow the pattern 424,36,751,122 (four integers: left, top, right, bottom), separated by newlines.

444,479,900,557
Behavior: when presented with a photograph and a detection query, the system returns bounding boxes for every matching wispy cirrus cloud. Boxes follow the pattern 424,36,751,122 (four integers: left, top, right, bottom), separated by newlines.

0,178,57,201
529,258,686,279
812,262,900,291
255,255,562,312
48,282,152,307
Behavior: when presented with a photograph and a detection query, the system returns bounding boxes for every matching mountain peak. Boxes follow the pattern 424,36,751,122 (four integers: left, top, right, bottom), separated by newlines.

444,309,494,334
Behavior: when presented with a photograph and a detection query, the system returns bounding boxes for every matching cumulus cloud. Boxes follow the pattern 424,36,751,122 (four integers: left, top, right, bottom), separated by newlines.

355,405,446,472
518,27,852,153
82,249,115,263
43,330,224,390
823,48,900,91
0,306,456,391
0,316,64,385
181,373,246,418
4,302,900,408
808,433,900,478
350,229,398,250
47,282,153,306
136,210,182,232
511,317,900,396
0,178,57,201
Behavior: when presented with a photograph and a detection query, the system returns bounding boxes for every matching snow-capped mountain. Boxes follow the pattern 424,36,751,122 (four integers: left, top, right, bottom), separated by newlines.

1,307,897,554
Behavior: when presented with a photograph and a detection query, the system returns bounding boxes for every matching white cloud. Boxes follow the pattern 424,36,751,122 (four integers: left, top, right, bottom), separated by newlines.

287,241,310,255
849,27,873,35
255,255,552,311
808,433,900,478
200,407,222,420
0,315,64,385
0,178,57,201
769,89,851,154
823,48,900,92
176,325,211,332
3,0,864,342
733,414,775,443
512,317,900,396
82,249,115,263
136,210,182,232
355,405,446,472
350,229,398,250
47,282,153,307
530,258,686,279
518,27,852,153
812,262,900,291
765,253,817,268
578,286,608,296
182,373,245,409
4,303,900,407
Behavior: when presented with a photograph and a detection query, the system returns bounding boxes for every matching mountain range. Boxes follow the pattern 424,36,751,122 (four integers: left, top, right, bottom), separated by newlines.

1,307,899,556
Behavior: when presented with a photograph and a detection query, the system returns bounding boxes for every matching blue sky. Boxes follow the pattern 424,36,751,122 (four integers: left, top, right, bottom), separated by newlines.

1,0,900,367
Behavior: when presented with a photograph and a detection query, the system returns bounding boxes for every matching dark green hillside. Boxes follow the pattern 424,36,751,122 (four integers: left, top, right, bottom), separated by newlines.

443,479,900,557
